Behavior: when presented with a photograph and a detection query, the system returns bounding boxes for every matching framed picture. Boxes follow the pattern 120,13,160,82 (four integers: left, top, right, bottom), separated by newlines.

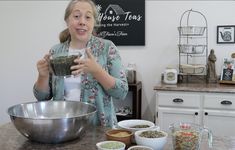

217,25,235,44
220,58,235,81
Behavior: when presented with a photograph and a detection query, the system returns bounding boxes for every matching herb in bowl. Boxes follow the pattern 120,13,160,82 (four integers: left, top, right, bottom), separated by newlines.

139,131,165,138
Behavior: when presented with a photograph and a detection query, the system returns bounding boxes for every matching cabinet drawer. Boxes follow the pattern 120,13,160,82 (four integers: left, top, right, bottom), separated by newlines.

204,94,235,110
157,92,200,108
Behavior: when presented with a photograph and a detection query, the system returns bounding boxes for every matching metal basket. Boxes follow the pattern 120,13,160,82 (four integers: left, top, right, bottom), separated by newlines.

178,26,206,36
178,44,206,54
180,64,205,74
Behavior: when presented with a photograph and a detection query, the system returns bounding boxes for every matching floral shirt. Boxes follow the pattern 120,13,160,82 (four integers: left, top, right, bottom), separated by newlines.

33,35,128,127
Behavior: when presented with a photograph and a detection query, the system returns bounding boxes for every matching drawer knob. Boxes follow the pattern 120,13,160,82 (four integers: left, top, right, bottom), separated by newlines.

221,100,232,105
173,98,184,103
205,112,208,115
195,112,198,115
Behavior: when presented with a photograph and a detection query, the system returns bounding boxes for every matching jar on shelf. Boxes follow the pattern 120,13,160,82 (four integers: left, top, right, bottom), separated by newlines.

126,63,136,84
163,68,178,84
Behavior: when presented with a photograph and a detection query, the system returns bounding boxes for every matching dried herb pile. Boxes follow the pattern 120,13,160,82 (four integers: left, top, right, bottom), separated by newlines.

139,131,165,138
130,125,150,128
172,130,199,150
50,55,77,76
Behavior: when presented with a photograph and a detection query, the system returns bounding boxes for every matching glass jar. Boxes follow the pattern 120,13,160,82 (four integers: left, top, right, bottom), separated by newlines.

163,68,178,84
127,63,137,84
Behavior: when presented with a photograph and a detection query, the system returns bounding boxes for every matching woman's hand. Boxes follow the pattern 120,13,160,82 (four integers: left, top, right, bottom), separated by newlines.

37,54,50,78
71,48,101,76
71,48,115,90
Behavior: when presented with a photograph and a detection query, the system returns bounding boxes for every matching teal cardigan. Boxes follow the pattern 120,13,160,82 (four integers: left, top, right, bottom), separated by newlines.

33,35,128,127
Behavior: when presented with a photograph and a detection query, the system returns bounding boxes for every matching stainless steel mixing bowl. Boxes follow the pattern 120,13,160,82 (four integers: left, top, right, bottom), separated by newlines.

7,101,96,143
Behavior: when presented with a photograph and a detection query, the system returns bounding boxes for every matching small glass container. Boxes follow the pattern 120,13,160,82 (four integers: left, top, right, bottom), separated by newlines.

169,122,212,150
126,63,136,84
163,68,178,84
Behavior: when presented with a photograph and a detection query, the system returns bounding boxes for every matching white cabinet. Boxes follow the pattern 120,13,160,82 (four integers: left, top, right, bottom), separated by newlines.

203,110,235,136
156,91,201,132
158,107,200,132
156,91,235,136
203,93,235,136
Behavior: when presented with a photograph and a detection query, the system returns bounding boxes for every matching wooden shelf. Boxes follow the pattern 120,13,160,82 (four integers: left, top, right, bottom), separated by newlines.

219,80,235,85
117,81,142,121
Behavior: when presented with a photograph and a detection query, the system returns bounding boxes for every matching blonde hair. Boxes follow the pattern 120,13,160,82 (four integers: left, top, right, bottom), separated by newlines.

59,0,99,43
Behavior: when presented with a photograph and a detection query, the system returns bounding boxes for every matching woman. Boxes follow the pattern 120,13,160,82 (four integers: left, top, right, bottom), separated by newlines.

33,0,128,127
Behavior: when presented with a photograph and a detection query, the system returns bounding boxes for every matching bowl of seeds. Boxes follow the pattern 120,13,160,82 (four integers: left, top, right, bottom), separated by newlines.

134,129,167,150
96,141,126,150
117,119,158,132
105,129,133,146
127,145,154,150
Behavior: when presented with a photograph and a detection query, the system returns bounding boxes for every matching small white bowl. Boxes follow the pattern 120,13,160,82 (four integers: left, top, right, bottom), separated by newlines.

127,145,154,150
96,141,126,150
135,130,167,150
117,119,158,132
117,119,159,143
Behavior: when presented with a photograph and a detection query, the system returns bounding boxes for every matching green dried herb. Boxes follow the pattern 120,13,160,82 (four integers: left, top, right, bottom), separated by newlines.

100,142,124,149
130,125,150,128
139,131,165,138
50,55,77,76
173,130,199,150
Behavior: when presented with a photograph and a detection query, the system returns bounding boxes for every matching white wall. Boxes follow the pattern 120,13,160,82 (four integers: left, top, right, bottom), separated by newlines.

0,1,235,125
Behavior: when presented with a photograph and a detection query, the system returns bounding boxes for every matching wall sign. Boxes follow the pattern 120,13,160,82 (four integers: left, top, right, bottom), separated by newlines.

94,0,145,46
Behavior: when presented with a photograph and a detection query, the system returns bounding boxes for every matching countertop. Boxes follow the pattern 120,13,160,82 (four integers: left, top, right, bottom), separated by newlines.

1,123,235,150
154,82,235,93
